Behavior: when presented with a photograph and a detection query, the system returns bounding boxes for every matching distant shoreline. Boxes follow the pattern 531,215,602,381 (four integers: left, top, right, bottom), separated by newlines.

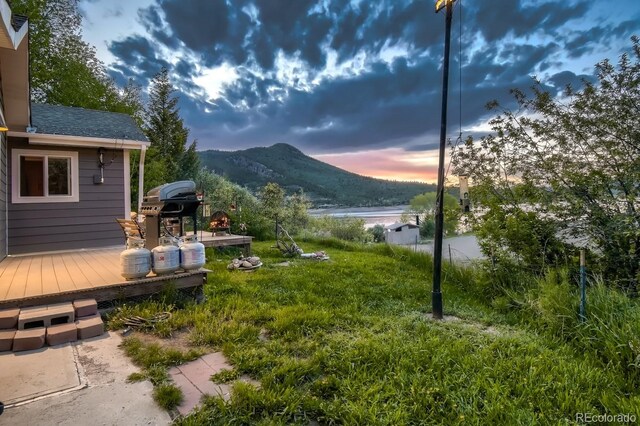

309,205,410,227
309,205,409,215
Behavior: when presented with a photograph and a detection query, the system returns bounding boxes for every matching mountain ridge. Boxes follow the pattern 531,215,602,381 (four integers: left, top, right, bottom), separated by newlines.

198,143,435,207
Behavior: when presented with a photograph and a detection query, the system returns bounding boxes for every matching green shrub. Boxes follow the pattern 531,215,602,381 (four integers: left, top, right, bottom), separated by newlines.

307,216,368,242
367,224,385,243
419,219,435,238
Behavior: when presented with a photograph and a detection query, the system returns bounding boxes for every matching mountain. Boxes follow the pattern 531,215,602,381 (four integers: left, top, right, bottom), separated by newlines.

198,143,436,207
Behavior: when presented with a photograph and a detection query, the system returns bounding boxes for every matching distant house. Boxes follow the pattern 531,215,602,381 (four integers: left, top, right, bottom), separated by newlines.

0,1,149,257
384,223,420,245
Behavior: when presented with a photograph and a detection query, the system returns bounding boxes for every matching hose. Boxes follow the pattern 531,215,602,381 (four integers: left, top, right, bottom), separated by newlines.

120,312,172,336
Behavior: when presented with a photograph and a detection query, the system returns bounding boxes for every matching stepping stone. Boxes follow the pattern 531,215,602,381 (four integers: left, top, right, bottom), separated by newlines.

73,299,98,318
0,308,20,329
201,352,233,371
0,329,16,352
18,303,75,330
75,315,104,340
13,328,45,352
168,351,249,416
46,323,78,346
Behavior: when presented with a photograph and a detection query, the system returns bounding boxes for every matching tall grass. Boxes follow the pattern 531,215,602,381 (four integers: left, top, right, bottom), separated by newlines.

471,265,640,392
113,240,640,423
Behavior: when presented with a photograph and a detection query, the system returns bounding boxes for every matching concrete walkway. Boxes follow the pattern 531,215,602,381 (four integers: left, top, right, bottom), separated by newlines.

0,331,171,426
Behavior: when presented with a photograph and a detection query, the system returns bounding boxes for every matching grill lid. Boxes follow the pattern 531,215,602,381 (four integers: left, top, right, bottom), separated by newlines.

146,180,196,201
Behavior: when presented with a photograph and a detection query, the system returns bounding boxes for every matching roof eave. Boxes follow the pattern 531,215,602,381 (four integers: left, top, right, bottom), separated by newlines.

7,131,150,149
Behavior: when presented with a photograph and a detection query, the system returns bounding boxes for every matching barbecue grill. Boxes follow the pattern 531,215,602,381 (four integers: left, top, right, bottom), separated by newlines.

140,180,202,249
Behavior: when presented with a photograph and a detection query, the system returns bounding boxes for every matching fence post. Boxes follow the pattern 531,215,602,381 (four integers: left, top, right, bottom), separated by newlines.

579,249,587,321
448,244,452,263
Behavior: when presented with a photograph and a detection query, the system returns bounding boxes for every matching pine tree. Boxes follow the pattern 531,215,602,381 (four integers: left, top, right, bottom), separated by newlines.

144,67,200,187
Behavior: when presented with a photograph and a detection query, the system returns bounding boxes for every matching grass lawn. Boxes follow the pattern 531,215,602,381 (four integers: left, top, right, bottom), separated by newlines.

111,240,640,425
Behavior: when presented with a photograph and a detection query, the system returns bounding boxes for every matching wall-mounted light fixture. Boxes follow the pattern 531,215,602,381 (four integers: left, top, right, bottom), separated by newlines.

93,148,105,184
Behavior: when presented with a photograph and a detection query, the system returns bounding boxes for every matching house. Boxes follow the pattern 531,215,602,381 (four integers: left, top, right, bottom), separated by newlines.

384,222,420,245
0,1,213,310
0,1,149,257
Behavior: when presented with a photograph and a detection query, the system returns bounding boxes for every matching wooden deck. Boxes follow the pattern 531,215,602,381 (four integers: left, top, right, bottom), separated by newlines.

197,233,253,254
0,247,208,308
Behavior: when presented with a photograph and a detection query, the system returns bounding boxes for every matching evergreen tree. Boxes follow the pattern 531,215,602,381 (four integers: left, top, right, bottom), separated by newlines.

144,67,200,188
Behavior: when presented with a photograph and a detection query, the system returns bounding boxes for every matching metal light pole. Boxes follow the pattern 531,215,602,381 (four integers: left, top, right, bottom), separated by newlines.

432,0,456,319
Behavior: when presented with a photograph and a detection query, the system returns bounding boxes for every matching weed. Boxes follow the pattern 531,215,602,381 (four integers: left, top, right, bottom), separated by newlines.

153,383,183,410
211,368,240,384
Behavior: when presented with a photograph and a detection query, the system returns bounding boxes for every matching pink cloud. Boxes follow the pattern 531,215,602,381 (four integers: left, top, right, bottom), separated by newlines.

313,147,448,184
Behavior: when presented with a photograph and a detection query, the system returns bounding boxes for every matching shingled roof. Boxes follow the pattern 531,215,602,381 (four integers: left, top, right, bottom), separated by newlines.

31,104,148,142
11,14,27,32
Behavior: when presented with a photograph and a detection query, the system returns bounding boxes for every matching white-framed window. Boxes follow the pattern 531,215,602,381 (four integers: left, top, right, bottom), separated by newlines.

11,149,79,203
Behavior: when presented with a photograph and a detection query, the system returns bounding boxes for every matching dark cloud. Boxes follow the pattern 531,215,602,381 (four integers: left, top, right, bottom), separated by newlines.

548,71,596,92
565,20,638,58
137,6,180,49
470,0,590,42
187,53,536,155
160,0,230,52
108,35,170,81
101,0,633,155
404,143,441,152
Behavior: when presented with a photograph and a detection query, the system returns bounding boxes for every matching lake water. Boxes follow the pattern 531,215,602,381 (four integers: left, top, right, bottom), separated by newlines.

309,205,484,262
309,205,411,227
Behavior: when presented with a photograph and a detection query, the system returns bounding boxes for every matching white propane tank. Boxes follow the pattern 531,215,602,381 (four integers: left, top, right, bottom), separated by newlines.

180,235,206,271
120,238,151,280
151,237,180,275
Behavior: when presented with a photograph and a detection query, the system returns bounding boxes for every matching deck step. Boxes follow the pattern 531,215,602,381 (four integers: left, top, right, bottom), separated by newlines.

18,303,75,330
73,299,98,318
0,329,16,351
76,314,104,339
13,328,45,352
46,323,78,346
0,308,20,329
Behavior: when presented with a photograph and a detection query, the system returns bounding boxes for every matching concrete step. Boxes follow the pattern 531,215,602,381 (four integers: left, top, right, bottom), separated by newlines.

18,303,75,330
73,299,98,318
13,328,46,352
76,315,104,340
46,323,78,346
0,329,16,352
0,308,20,329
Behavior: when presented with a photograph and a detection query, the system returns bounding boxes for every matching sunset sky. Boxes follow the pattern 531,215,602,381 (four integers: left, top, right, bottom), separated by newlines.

79,0,639,183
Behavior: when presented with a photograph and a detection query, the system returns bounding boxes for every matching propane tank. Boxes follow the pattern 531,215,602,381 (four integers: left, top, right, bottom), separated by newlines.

179,235,206,271
120,238,151,280
151,237,180,275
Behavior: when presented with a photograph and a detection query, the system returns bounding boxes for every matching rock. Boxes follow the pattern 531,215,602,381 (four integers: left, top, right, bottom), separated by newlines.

241,261,253,268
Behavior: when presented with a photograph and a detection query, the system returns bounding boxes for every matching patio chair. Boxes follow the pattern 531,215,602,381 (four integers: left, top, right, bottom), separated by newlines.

115,218,145,241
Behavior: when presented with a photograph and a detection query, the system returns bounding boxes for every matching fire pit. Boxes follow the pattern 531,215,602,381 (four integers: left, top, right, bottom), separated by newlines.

210,210,230,235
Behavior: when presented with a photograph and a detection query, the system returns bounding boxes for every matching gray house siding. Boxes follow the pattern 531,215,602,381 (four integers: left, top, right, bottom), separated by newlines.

8,137,125,254
0,132,7,260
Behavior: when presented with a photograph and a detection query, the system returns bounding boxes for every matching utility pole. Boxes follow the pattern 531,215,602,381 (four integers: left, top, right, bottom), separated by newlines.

432,0,456,319
579,249,587,321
